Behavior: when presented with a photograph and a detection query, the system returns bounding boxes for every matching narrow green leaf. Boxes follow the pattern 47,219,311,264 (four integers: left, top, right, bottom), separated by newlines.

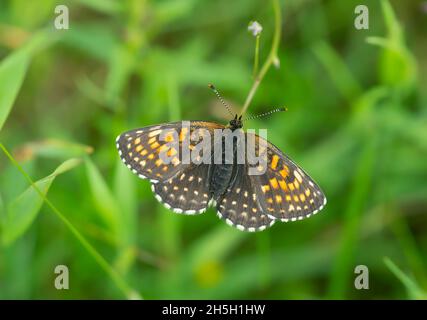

105,44,134,109
84,157,120,237
312,41,362,102
0,49,29,131
14,139,93,161
0,191,5,227
0,31,56,132
113,159,137,248
384,257,427,299
2,158,82,246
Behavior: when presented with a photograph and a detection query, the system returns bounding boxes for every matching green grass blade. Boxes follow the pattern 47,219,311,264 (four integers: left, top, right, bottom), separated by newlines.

84,157,121,240
384,257,427,300
113,159,137,249
312,41,362,102
0,31,56,132
13,139,93,161
2,158,82,246
0,50,28,131
0,191,4,226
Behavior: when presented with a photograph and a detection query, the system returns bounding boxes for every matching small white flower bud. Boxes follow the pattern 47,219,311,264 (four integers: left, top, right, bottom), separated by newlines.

248,21,263,37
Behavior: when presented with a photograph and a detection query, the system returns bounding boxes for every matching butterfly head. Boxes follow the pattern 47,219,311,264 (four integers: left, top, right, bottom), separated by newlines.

229,114,243,130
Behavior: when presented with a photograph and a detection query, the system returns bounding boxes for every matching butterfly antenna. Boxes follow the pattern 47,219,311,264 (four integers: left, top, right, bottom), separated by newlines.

244,107,288,121
208,84,234,117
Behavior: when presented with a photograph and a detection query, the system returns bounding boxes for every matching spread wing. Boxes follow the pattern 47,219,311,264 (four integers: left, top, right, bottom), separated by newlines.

116,121,224,183
246,132,327,222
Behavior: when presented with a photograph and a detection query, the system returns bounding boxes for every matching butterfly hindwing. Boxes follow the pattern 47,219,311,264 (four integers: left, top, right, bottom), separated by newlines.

216,164,276,232
151,163,212,214
247,133,326,222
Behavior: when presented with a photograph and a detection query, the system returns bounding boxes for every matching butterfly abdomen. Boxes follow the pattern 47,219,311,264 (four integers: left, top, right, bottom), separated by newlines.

209,136,239,199
210,164,234,199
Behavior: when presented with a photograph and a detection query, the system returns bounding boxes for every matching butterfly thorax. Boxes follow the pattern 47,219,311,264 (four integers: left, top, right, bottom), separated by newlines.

228,114,243,130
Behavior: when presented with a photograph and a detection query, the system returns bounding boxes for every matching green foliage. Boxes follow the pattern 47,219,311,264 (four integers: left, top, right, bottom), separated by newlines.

2,157,81,246
0,31,54,131
0,0,426,299
384,257,427,300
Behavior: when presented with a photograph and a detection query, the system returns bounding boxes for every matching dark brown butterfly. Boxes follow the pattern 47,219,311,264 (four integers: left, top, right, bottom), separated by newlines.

116,113,326,232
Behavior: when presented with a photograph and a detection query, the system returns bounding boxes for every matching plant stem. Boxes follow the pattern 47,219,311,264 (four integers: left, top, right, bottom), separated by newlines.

0,143,141,300
240,0,281,116
253,35,260,78
384,257,427,299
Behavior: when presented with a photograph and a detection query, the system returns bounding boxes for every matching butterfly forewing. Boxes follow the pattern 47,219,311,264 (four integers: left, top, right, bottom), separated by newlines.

116,121,224,183
247,133,326,222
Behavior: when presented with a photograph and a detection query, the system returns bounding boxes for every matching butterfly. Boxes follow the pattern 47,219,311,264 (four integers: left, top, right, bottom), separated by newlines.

116,113,327,232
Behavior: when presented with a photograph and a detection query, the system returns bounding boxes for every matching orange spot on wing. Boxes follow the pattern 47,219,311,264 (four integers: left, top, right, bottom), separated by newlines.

279,180,288,191
271,155,279,170
167,148,177,157
165,134,174,142
280,166,289,178
270,178,279,189
179,128,189,142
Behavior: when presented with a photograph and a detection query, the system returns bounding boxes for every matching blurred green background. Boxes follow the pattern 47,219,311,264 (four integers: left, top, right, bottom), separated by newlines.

0,0,426,299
